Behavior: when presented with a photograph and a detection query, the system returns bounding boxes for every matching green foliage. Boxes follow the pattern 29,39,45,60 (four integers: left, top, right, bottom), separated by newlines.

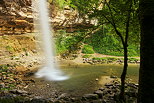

128,57,139,61
128,45,140,56
107,57,118,61
92,57,117,61
55,0,66,8
83,26,139,56
55,30,84,54
82,45,95,54
92,57,107,61
68,0,140,57
49,0,70,9
82,54,92,58
84,26,123,56
53,0,140,57
55,28,139,56
69,0,100,14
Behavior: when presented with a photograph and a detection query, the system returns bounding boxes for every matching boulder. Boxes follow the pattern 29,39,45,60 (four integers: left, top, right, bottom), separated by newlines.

58,93,69,101
99,88,105,91
31,98,47,103
9,89,28,95
94,90,104,98
82,94,98,100
92,99,103,103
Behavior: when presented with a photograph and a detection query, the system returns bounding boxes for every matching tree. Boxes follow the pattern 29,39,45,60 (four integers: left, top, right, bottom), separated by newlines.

138,0,154,103
69,0,139,102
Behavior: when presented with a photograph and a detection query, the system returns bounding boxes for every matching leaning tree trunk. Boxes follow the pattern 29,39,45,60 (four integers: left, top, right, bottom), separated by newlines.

138,0,154,103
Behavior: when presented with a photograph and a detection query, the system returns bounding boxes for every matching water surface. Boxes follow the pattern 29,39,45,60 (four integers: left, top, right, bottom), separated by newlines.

53,64,139,97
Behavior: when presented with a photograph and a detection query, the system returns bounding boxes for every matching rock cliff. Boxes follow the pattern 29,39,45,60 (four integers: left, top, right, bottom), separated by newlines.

0,0,97,35
0,0,33,34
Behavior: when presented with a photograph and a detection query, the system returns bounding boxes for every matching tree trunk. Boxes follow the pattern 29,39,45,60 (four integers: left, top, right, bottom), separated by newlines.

120,45,128,102
138,0,154,103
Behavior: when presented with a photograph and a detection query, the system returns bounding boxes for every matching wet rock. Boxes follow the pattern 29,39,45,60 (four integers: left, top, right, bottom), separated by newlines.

31,98,47,103
95,78,99,81
104,100,116,103
0,83,5,88
58,93,69,100
70,97,80,102
92,99,103,103
127,83,138,89
46,84,50,87
99,88,105,91
82,94,98,100
105,83,113,87
24,71,35,77
125,91,137,97
31,49,37,53
94,90,104,98
23,79,35,83
103,89,113,95
113,93,119,101
2,72,7,74
110,75,117,79
54,100,63,103
9,89,28,95
135,84,139,87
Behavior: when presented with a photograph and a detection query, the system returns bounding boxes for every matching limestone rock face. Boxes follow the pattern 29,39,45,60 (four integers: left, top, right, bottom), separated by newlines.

0,0,33,34
0,0,97,35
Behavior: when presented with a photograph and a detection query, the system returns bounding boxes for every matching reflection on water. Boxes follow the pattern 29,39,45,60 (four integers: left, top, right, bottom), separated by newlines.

53,64,139,97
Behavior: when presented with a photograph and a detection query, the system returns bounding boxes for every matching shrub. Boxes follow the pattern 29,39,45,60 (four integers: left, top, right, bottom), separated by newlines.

82,45,95,54
106,57,117,61
92,57,107,61
92,57,118,62
128,57,139,61
82,54,92,58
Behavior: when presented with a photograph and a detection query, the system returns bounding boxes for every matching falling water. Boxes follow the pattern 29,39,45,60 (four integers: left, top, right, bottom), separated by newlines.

33,0,69,81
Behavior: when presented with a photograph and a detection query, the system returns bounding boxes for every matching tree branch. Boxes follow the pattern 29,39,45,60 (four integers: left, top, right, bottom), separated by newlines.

125,0,132,46
104,0,116,28
101,0,125,46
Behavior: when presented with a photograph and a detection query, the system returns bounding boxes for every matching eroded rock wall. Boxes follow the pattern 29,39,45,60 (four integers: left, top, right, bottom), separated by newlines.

0,0,33,34
0,0,97,35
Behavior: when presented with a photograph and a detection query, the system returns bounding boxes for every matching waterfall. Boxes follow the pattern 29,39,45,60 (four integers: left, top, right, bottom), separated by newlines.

33,0,69,81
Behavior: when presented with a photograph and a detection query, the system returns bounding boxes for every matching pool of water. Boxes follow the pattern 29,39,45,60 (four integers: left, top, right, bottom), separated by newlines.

52,64,139,97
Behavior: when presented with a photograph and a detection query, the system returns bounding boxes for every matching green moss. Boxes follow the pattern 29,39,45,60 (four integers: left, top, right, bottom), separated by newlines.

5,46,14,52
